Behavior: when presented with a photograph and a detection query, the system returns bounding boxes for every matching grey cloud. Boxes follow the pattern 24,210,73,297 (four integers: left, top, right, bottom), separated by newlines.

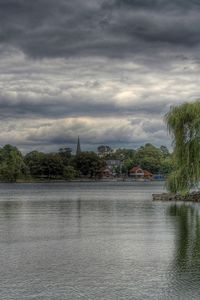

0,51,199,123
143,122,165,134
0,113,169,150
113,0,200,10
26,118,159,146
0,91,172,120
1,0,200,59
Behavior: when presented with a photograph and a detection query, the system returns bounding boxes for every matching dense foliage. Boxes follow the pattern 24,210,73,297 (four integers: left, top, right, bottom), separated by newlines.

0,143,172,182
24,151,64,179
0,145,27,182
73,152,105,178
115,144,173,175
166,101,200,194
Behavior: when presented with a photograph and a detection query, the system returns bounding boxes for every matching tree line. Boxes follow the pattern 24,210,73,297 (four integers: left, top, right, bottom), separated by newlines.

0,143,173,182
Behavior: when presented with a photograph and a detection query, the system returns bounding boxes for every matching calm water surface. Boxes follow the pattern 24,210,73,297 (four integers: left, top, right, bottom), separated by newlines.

0,181,200,300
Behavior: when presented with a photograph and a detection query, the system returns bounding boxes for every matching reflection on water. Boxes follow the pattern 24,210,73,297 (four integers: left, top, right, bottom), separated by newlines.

168,204,200,269
167,204,200,299
0,182,200,299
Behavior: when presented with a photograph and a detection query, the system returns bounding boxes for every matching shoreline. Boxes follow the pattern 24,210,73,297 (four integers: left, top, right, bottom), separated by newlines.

0,178,166,184
152,191,200,202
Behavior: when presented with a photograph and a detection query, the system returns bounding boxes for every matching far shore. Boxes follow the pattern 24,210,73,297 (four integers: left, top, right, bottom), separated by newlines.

0,178,166,184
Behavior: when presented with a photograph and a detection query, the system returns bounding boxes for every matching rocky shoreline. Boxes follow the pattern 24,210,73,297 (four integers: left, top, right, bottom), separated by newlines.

152,191,200,202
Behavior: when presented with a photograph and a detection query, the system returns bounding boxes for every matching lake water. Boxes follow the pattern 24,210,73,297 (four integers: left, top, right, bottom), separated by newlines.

0,181,200,300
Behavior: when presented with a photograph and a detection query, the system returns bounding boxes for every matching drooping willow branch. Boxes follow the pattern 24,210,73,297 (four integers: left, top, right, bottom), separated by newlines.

165,101,200,194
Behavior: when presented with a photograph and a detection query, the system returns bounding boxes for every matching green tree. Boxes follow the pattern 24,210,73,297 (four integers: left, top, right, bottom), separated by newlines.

42,154,64,179
0,145,27,182
134,144,163,173
24,151,46,177
73,152,105,178
25,151,64,179
122,158,136,174
97,145,113,158
160,145,170,157
166,101,200,194
114,148,136,160
63,166,77,180
58,147,72,164
160,157,174,175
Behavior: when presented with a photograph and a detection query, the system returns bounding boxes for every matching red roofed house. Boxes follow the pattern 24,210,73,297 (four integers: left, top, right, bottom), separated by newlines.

129,166,153,180
129,166,144,178
143,170,153,180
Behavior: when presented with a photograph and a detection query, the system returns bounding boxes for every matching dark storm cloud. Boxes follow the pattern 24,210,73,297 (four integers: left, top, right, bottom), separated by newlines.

114,0,200,10
1,0,200,59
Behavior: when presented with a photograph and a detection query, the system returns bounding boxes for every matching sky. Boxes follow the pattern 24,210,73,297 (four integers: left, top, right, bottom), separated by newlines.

0,0,200,153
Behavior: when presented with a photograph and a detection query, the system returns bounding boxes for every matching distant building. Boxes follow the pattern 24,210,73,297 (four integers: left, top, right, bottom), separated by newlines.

129,166,144,178
101,167,113,178
129,166,153,180
106,159,122,168
76,136,81,156
105,159,123,176
143,170,153,180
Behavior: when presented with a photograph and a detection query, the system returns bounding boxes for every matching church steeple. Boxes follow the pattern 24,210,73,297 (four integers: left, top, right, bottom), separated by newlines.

76,136,81,156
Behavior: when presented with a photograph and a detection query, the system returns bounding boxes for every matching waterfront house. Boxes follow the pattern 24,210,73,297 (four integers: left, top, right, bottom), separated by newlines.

105,159,123,176
101,167,113,178
129,166,153,180
143,170,153,180
129,166,144,179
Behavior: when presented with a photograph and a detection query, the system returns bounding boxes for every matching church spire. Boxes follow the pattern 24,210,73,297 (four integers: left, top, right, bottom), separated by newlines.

76,136,81,156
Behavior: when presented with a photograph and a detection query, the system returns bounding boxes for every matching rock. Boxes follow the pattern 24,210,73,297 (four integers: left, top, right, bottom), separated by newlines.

152,191,200,202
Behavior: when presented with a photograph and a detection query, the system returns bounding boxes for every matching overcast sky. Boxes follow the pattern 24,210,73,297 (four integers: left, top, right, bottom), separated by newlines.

0,0,200,153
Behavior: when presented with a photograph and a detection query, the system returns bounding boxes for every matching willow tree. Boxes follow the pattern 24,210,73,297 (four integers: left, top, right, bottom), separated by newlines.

165,101,200,194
